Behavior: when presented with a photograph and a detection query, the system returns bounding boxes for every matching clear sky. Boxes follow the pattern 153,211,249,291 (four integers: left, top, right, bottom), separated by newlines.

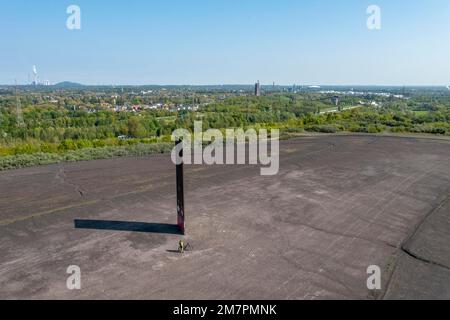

1,0,450,85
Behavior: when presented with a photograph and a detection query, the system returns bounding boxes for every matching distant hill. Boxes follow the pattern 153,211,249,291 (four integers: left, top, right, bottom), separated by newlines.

53,81,85,88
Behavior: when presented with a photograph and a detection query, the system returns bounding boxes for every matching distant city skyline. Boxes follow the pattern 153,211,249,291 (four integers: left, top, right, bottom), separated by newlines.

1,0,450,85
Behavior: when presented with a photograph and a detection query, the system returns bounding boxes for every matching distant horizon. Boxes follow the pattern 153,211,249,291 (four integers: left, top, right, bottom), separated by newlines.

1,81,450,88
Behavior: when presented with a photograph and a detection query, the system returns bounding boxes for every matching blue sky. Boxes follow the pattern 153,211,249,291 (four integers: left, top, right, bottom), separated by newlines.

1,0,449,85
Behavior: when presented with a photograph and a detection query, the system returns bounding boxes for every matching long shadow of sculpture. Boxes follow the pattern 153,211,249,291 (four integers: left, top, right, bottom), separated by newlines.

74,219,182,235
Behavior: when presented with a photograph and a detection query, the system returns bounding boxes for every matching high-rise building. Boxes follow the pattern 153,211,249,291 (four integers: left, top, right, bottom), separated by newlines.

255,81,261,97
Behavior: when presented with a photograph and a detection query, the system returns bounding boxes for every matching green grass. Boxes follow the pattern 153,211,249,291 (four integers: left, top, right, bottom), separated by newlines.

411,111,429,116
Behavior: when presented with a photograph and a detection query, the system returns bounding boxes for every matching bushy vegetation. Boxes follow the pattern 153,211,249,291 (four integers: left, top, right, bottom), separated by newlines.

0,142,173,171
1,89,449,170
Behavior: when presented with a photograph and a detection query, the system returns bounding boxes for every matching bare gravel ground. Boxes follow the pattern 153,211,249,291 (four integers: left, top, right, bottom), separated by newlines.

0,135,449,299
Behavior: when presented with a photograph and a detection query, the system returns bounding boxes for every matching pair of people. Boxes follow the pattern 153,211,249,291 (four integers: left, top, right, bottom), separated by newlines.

178,240,192,253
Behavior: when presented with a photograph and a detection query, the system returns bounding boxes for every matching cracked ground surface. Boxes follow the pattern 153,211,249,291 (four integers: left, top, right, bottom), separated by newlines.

0,135,449,299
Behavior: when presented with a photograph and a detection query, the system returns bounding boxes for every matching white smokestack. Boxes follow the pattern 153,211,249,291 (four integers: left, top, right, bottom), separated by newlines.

32,65,38,85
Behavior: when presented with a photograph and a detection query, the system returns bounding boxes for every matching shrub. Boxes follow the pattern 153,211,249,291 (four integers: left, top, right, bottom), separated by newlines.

59,139,77,151
41,143,58,153
0,142,174,171
306,125,338,133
